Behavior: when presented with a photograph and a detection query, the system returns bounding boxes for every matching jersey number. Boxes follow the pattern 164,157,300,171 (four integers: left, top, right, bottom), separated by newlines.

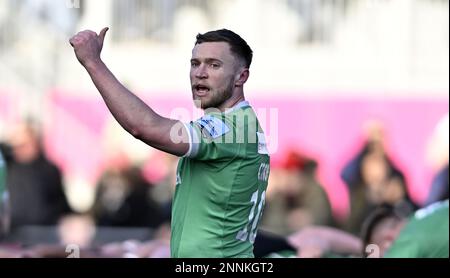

236,190,266,244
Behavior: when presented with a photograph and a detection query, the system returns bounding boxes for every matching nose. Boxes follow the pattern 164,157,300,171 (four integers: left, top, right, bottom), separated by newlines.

194,64,208,79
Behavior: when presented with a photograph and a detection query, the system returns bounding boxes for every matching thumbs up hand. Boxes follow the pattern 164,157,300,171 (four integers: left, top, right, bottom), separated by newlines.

69,27,109,67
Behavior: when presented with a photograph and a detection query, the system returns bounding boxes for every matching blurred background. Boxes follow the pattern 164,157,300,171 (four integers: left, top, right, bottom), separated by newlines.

0,0,448,257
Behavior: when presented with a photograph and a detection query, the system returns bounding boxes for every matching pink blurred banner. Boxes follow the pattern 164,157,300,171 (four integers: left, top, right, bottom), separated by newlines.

0,92,16,125
13,90,447,219
250,97,448,219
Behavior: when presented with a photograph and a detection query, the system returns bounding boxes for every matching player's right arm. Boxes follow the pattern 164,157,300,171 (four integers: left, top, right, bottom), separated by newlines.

69,28,189,156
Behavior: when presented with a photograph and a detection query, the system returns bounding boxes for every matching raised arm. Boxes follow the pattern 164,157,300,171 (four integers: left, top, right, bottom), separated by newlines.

69,28,189,156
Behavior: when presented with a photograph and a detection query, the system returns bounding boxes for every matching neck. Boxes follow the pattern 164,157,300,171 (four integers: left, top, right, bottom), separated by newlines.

217,92,246,112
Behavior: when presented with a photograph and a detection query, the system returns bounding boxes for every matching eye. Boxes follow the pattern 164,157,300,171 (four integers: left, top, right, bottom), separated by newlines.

210,63,220,69
191,61,199,68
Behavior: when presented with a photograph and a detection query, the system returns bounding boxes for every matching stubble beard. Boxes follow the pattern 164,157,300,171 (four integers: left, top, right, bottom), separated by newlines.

193,79,234,110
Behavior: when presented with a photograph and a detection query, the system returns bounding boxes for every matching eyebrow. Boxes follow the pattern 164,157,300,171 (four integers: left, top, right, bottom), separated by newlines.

190,58,223,64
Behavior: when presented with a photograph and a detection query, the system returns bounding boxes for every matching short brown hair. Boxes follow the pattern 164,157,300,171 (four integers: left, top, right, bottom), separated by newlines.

195,29,253,68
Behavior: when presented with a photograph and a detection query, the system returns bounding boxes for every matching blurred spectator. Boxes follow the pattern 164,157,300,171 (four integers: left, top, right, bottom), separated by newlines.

262,151,334,235
361,200,448,258
91,152,165,228
341,120,416,235
256,200,447,258
384,199,448,258
5,121,72,229
0,148,10,238
425,113,449,206
145,153,179,224
57,213,95,249
425,165,449,206
360,203,412,257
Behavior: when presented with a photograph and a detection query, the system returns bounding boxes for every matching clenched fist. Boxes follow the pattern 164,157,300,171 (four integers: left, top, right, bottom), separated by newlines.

69,27,109,67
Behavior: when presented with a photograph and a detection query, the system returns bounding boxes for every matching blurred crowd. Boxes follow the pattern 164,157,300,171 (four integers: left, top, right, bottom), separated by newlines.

0,113,448,258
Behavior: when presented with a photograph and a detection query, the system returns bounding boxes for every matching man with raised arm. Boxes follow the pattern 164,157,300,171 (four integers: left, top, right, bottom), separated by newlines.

70,28,270,258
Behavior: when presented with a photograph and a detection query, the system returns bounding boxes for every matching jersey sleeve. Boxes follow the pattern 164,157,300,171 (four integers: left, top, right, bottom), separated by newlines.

384,236,420,258
182,114,241,161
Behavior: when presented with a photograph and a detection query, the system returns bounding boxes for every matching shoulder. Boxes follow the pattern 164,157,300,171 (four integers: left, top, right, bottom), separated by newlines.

194,114,231,139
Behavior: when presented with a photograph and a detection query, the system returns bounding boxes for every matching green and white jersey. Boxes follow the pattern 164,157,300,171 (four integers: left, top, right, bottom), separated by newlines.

171,101,270,258
385,200,449,258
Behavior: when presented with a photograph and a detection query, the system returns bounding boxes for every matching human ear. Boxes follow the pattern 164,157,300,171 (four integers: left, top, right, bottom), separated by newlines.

235,68,249,87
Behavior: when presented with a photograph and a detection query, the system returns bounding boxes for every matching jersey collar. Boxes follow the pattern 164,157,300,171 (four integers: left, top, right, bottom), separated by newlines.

224,100,250,114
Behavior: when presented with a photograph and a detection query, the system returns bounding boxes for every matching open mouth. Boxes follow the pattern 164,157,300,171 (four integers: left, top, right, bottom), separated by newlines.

194,84,210,96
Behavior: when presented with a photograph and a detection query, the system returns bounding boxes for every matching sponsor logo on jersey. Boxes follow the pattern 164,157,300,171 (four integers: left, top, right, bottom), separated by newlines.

257,132,269,154
197,115,230,139
258,163,270,182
